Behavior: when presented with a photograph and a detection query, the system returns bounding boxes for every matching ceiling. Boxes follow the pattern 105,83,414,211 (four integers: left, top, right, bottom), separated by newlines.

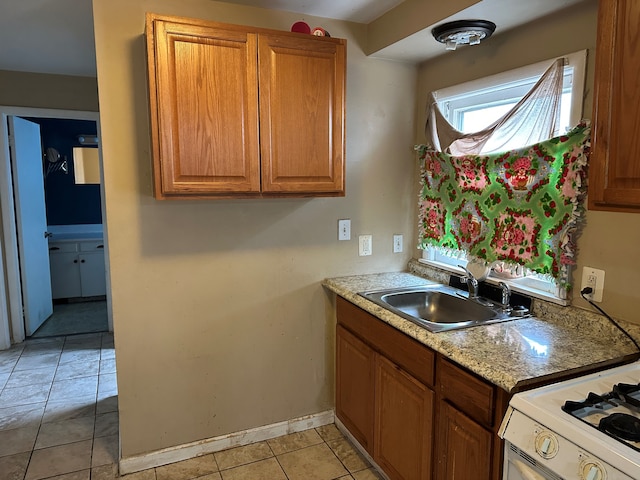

0,0,586,77
216,0,407,24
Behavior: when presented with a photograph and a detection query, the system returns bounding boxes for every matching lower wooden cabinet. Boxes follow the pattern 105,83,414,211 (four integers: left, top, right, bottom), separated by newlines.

436,358,510,480
435,402,492,480
335,297,510,480
375,355,434,480
336,297,435,480
336,324,375,451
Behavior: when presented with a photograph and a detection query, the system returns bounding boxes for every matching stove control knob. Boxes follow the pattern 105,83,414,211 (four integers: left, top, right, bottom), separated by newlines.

534,431,558,459
581,461,606,480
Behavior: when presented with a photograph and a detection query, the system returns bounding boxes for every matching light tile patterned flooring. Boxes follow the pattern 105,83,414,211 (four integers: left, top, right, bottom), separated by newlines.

0,333,382,480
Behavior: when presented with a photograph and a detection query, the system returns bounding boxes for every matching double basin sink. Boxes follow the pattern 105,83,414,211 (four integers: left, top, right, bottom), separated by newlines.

359,284,529,333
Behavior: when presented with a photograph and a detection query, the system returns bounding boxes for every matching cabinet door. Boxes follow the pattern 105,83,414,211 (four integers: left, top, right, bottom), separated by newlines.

258,34,345,195
147,16,261,197
49,252,82,299
435,402,492,480
375,355,434,480
336,325,375,452
79,252,106,297
589,0,640,212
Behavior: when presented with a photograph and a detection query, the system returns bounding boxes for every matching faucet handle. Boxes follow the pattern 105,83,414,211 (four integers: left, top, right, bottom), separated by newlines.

498,281,511,309
458,264,476,281
458,265,479,298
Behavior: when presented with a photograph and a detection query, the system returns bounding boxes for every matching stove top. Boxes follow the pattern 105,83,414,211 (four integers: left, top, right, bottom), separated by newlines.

562,382,640,451
504,361,640,479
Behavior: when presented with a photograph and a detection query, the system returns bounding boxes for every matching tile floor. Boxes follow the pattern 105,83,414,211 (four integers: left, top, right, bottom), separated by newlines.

32,300,108,338
0,333,382,480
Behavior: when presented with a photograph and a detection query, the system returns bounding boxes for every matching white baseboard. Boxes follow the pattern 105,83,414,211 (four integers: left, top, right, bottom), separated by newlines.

119,410,335,475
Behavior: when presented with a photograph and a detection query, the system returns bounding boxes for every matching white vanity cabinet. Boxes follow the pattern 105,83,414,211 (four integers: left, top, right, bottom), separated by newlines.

49,240,106,299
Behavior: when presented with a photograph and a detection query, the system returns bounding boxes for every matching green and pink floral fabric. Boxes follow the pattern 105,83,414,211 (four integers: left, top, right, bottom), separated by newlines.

416,123,590,289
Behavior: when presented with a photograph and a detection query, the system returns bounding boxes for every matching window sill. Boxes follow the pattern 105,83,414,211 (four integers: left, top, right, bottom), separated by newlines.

417,258,569,306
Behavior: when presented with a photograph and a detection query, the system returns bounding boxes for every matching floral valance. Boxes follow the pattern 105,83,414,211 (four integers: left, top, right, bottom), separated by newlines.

416,123,590,289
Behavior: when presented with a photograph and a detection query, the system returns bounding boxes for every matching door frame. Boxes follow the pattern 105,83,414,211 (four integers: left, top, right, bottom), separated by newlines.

0,106,107,348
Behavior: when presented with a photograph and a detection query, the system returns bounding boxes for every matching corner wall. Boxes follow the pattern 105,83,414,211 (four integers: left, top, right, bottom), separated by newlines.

0,70,98,111
92,0,418,458
416,0,640,324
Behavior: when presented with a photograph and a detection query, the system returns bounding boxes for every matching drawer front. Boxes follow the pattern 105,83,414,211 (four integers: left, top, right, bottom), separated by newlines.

438,357,495,427
79,241,105,252
49,242,78,253
337,297,435,387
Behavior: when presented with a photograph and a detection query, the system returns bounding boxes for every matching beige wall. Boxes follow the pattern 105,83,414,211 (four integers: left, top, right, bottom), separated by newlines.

416,0,640,324
0,70,98,111
92,0,417,457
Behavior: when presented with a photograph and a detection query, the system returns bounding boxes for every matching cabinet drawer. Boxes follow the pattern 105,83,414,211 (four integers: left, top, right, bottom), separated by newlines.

337,297,435,387
438,357,495,427
49,242,78,253
80,241,105,251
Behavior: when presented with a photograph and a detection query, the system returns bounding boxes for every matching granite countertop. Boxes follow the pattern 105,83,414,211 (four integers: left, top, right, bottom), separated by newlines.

323,270,640,393
46,225,103,242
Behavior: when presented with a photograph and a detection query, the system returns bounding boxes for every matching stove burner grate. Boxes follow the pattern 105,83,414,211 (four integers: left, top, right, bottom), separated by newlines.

599,413,640,441
614,383,640,408
562,381,640,452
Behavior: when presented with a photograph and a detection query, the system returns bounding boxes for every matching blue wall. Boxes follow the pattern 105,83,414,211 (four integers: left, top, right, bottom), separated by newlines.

26,117,102,226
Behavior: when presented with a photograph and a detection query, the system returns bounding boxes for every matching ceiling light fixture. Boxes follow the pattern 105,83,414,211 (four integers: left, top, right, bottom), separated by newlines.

431,20,496,51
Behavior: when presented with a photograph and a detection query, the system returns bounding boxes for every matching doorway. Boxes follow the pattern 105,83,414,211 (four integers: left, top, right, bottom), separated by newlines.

26,116,106,338
0,107,110,349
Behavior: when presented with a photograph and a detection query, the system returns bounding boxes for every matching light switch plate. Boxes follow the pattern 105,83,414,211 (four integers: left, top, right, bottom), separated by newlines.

338,219,351,241
393,234,403,253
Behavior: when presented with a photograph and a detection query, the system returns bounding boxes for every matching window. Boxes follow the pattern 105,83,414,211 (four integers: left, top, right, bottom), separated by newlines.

420,51,588,305
435,50,586,152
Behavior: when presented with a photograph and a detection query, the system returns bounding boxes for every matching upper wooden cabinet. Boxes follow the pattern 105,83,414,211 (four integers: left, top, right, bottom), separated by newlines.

589,0,640,212
145,14,346,199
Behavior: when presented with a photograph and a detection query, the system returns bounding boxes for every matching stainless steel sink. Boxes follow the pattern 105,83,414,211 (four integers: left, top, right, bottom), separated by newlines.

359,284,527,333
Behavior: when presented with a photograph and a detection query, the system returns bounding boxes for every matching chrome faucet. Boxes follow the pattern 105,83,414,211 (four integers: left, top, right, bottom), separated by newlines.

458,265,479,298
498,281,511,311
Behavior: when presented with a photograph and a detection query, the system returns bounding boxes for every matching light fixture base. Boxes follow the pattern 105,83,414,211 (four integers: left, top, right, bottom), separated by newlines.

432,20,496,50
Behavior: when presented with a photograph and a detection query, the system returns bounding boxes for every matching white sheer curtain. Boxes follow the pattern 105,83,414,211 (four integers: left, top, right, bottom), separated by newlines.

424,58,565,155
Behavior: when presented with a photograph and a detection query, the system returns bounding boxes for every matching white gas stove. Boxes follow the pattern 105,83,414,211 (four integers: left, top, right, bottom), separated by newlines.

499,361,640,480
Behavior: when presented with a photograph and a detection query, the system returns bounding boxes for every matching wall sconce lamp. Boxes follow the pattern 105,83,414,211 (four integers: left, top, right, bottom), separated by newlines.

432,20,496,51
44,147,68,177
77,134,99,146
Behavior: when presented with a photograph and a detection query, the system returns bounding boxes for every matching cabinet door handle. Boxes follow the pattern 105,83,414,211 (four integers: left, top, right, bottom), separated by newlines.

97,245,104,249
80,259,86,263
73,259,78,263
50,247,60,251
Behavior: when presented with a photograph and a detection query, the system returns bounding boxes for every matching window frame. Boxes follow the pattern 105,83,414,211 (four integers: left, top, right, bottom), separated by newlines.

420,51,588,305
434,50,587,136
419,249,568,305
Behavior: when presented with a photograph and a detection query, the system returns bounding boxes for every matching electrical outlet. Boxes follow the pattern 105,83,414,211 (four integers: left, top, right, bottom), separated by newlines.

581,266,605,302
338,219,351,241
359,235,372,256
393,234,403,253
